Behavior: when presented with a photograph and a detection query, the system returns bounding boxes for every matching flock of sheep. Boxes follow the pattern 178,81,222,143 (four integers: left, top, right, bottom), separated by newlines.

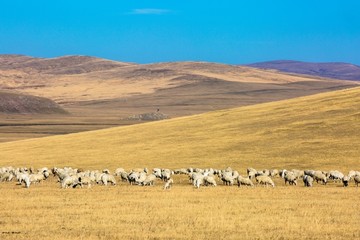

0,166,359,189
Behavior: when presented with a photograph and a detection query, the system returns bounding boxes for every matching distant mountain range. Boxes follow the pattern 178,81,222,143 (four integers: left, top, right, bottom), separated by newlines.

247,60,360,81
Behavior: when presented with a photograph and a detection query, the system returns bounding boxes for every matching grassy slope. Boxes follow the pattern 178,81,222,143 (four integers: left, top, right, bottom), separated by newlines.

0,87,359,171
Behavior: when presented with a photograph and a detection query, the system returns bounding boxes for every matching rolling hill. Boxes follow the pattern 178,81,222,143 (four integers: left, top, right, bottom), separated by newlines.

0,86,359,171
0,90,67,114
248,60,360,81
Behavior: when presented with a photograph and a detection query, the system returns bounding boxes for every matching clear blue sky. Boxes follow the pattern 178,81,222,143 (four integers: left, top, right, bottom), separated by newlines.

0,0,359,64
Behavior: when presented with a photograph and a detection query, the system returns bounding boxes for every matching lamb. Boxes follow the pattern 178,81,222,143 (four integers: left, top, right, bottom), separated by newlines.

303,175,314,187
255,175,275,187
237,176,254,187
163,179,173,190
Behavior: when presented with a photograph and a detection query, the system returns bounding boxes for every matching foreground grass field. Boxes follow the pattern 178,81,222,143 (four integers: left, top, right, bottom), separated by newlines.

1,87,360,239
1,177,359,240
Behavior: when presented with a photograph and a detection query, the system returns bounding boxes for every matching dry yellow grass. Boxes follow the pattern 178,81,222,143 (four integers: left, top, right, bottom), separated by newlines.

0,86,359,171
1,177,360,240
1,87,360,239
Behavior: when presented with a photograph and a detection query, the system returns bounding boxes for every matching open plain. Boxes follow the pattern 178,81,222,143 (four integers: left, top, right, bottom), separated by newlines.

1,87,360,239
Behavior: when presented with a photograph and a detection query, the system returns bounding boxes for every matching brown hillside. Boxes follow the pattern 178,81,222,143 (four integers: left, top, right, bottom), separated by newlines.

0,90,67,114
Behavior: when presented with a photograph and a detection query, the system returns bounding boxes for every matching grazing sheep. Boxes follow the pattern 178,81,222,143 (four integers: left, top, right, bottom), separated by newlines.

354,175,360,187
119,171,129,182
269,169,279,177
163,179,173,190
327,171,344,182
348,170,360,179
135,172,147,185
279,169,287,178
342,176,350,187
291,169,304,179
161,169,172,181
0,172,14,182
101,174,117,186
313,171,327,185
142,174,157,186
127,172,139,185
188,172,203,184
237,176,254,187
303,175,314,187
194,177,203,189
284,172,297,186
203,176,217,187
114,168,125,176
29,172,46,184
61,176,78,189
255,175,275,187
247,168,257,179
220,172,235,186
78,176,92,188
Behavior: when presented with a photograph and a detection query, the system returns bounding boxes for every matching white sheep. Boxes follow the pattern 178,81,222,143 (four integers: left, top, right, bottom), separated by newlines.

255,175,275,187
163,178,173,190
354,175,360,187
303,175,314,187
142,174,157,186
61,176,78,188
237,176,254,187
203,176,217,187
342,176,350,187
194,177,203,189
101,174,117,186
284,172,297,186
313,171,327,185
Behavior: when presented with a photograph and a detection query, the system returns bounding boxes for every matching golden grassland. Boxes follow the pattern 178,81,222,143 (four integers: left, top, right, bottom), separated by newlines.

1,176,360,240
0,86,359,171
1,87,360,239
